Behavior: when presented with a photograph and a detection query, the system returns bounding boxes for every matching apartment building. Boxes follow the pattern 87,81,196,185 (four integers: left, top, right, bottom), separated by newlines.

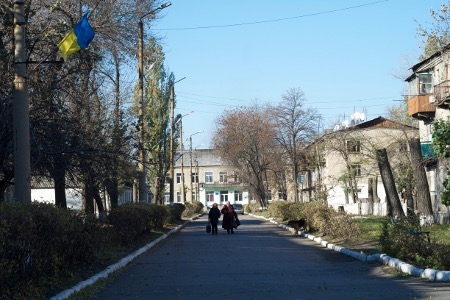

168,148,250,207
301,117,418,215
406,45,450,223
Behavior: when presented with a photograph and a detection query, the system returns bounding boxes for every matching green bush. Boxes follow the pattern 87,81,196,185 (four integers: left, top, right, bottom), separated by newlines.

170,203,186,221
147,204,171,228
246,201,262,213
182,201,204,218
108,204,149,245
0,202,101,299
379,214,434,268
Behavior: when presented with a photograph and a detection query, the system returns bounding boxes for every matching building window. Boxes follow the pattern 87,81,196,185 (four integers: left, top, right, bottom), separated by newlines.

205,172,214,184
206,191,214,202
234,191,242,202
418,73,432,94
219,172,228,183
231,173,241,183
346,140,361,153
220,191,228,203
278,190,287,200
176,173,181,184
351,164,362,176
176,192,181,203
266,190,272,201
164,193,170,204
191,172,198,184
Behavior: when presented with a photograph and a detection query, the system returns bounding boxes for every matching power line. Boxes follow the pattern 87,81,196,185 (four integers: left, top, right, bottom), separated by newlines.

158,0,390,31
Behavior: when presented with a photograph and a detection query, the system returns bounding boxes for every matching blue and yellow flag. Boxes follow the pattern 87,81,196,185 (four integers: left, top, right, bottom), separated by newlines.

58,12,95,60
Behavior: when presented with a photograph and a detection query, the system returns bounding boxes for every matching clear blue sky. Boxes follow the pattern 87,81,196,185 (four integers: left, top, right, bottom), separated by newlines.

150,0,443,148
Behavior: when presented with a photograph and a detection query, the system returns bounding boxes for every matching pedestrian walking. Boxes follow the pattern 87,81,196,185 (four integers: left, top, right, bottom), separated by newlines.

208,203,221,235
221,201,238,234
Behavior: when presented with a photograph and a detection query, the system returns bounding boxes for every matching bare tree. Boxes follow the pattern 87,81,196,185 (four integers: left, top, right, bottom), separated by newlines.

274,87,320,202
213,104,277,208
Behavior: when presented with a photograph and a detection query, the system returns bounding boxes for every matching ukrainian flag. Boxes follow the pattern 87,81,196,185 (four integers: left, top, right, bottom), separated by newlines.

58,12,95,60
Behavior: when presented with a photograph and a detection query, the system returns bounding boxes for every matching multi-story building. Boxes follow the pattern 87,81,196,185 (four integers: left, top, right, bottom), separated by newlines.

406,45,450,223
301,117,418,215
168,149,250,208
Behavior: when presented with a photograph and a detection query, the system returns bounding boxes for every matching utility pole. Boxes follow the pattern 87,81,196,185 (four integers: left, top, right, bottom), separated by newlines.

179,119,185,203
136,2,172,203
137,17,147,202
13,0,31,202
169,86,175,204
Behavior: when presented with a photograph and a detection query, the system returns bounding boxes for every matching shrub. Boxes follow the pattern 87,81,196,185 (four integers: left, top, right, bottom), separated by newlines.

108,204,148,245
246,201,262,213
147,204,171,228
170,203,186,221
0,202,101,299
182,201,204,218
379,214,434,267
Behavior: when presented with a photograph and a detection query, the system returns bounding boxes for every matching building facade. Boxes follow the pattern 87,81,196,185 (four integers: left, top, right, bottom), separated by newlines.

301,117,418,215
168,149,250,207
406,45,450,223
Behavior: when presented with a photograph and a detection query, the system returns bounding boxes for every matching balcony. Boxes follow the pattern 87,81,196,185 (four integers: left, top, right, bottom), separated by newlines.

407,95,435,120
435,81,450,107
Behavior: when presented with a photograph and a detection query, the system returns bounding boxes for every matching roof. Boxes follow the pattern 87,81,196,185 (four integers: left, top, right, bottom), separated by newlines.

174,148,224,167
308,116,418,148
405,43,450,82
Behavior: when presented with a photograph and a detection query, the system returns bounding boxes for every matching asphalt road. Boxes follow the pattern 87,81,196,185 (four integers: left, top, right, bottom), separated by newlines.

92,214,450,300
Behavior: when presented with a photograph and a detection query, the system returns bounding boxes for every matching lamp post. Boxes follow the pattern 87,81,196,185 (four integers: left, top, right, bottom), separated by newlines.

168,77,186,204
137,2,171,202
177,111,194,203
188,131,203,202
194,144,203,204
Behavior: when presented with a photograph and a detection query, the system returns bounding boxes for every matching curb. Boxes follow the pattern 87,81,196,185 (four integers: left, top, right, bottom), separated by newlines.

50,214,203,300
249,213,450,282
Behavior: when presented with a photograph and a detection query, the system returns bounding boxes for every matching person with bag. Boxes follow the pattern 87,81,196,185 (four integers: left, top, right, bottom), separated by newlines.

221,201,238,234
208,203,221,235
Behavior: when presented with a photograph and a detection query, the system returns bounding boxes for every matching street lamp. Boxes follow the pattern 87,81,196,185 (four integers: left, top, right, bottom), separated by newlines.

188,131,203,202
137,2,171,203
176,111,194,203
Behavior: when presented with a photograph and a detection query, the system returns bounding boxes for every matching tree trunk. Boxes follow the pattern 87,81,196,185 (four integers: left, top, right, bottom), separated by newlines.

376,148,404,218
368,177,374,215
373,176,381,203
83,176,95,215
408,138,434,223
53,168,67,209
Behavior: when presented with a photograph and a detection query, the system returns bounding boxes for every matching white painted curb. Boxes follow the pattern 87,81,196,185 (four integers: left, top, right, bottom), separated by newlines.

249,213,450,282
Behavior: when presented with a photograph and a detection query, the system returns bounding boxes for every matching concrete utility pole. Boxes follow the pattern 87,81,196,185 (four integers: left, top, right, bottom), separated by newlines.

179,119,185,202
137,2,171,203
169,86,174,204
13,0,31,202
188,131,203,202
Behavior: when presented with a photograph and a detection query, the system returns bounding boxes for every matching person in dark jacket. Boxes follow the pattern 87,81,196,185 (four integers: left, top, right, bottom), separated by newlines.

221,201,238,234
208,203,221,235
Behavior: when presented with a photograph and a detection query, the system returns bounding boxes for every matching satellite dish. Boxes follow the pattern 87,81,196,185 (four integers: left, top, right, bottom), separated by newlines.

334,124,340,131
360,113,366,121
354,112,361,120
342,120,349,128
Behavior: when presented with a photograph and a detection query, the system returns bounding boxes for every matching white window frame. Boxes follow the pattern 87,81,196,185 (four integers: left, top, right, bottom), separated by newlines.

205,172,214,184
